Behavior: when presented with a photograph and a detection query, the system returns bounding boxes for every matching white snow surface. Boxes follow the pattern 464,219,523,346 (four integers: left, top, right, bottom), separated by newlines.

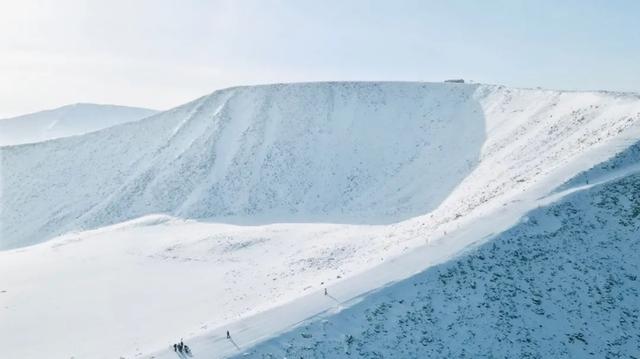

1,82,640,359
0,103,157,146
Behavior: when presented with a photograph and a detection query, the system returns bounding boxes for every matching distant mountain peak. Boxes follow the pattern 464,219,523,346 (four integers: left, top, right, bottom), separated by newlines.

0,103,157,146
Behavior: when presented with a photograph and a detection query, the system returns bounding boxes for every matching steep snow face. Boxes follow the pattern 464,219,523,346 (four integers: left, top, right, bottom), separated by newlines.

235,170,640,359
2,82,640,250
0,103,157,146
1,83,487,249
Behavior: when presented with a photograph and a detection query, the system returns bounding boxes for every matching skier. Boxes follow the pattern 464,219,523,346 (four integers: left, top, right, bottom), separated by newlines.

324,288,328,296
173,343,177,352
184,345,191,355
226,330,231,339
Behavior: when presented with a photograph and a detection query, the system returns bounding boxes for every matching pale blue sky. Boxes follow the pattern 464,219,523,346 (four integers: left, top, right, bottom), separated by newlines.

1,0,638,117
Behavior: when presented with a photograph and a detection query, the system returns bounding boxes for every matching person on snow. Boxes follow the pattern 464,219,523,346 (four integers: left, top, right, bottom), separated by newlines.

226,330,231,339
184,345,191,355
173,343,177,352
324,288,328,296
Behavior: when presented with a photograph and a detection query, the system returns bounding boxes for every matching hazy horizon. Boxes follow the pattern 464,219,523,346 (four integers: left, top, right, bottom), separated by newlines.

2,0,638,118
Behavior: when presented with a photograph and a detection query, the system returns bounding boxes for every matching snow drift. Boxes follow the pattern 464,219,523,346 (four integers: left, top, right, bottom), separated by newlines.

0,103,157,146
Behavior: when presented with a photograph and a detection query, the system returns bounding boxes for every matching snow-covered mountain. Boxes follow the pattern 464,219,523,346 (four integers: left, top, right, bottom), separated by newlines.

0,103,157,146
2,82,639,250
1,82,640,359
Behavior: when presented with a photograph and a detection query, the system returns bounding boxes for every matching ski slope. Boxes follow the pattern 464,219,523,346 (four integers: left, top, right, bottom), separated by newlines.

1,82,640,359
0,103,157,146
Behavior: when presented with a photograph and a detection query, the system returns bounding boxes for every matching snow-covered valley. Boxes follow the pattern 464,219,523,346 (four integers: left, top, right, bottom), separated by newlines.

1,82,640,358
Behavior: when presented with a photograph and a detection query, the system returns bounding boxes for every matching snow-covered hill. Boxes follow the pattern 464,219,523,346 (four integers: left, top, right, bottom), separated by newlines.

1,82,640,359
234,144,640,358
2,82,639,250
0,103,157,146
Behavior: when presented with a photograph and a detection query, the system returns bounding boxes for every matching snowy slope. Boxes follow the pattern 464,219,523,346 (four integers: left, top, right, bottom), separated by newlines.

0,103,157,146
2,82,640,250
1,82,640,359
234,155,640,358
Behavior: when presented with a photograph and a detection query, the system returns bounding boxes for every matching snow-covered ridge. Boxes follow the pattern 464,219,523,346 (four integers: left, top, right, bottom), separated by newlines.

0,103,157,146
2,82,640,249
235,166,640,358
